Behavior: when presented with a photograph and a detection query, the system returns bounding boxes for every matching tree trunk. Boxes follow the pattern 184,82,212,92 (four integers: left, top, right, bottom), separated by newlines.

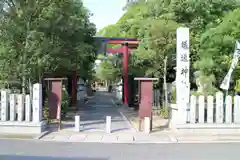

22,22,30,94
163,56,168,109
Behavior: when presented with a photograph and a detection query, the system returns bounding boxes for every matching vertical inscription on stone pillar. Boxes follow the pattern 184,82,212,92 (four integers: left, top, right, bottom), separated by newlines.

176,27,190,124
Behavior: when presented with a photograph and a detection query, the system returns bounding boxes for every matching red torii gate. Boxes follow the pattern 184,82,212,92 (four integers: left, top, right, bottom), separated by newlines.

71,37,139,106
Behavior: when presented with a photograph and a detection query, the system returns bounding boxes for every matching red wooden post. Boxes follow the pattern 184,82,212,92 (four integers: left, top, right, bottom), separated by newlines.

123,43,129,105
44,78,65,119
44,78,67,130
134,77,158,131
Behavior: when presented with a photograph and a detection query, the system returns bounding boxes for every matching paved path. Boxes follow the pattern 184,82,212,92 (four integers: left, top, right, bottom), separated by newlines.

1,139,240,160
79,91,134,133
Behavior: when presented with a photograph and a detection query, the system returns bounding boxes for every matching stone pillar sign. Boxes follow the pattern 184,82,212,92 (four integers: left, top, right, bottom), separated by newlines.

176,27,190,124
33,83,42,123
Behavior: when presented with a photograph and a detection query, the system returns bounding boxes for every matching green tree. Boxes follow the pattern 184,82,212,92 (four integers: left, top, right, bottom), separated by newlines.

96,55,121,83
195,8,240,93
97,24,122,37
0,0,96,92
135,19,178,80
97,0,240,91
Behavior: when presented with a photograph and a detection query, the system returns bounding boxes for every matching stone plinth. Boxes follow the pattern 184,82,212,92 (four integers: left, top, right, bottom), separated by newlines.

0,121,47,134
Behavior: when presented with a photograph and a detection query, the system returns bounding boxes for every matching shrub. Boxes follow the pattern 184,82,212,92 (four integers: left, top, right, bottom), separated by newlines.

43,88,50,123
61,85,70,119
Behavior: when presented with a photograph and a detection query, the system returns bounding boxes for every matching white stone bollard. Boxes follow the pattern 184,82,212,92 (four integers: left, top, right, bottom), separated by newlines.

106,116,111,133
75,115,80,132
144,117,150,133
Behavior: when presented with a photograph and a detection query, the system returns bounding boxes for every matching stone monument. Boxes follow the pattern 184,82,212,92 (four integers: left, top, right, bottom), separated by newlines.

176,27,190,124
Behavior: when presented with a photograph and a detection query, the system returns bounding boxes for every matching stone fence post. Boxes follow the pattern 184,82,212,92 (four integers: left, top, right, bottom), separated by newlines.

33,83,43,123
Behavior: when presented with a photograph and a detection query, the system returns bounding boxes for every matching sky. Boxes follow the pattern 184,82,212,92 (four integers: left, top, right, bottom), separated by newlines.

82,0,126,31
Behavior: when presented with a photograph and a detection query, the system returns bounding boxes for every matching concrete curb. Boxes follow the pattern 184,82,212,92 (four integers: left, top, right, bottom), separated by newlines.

0,134,38,141
39,137,240,144
34,130,51,140
40,139,175,144
168,135,178,142
111,99,137,132
2,133,240,144
0,137,38,142
176,140,240,144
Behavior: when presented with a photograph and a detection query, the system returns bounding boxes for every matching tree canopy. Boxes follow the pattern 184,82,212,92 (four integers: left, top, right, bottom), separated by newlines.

0,0,96,91
97,0,240,93
195,8,240,93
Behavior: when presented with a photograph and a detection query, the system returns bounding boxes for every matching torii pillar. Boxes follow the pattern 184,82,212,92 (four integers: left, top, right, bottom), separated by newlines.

123,43,129,105
100,37,139,106
106,43,132,105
